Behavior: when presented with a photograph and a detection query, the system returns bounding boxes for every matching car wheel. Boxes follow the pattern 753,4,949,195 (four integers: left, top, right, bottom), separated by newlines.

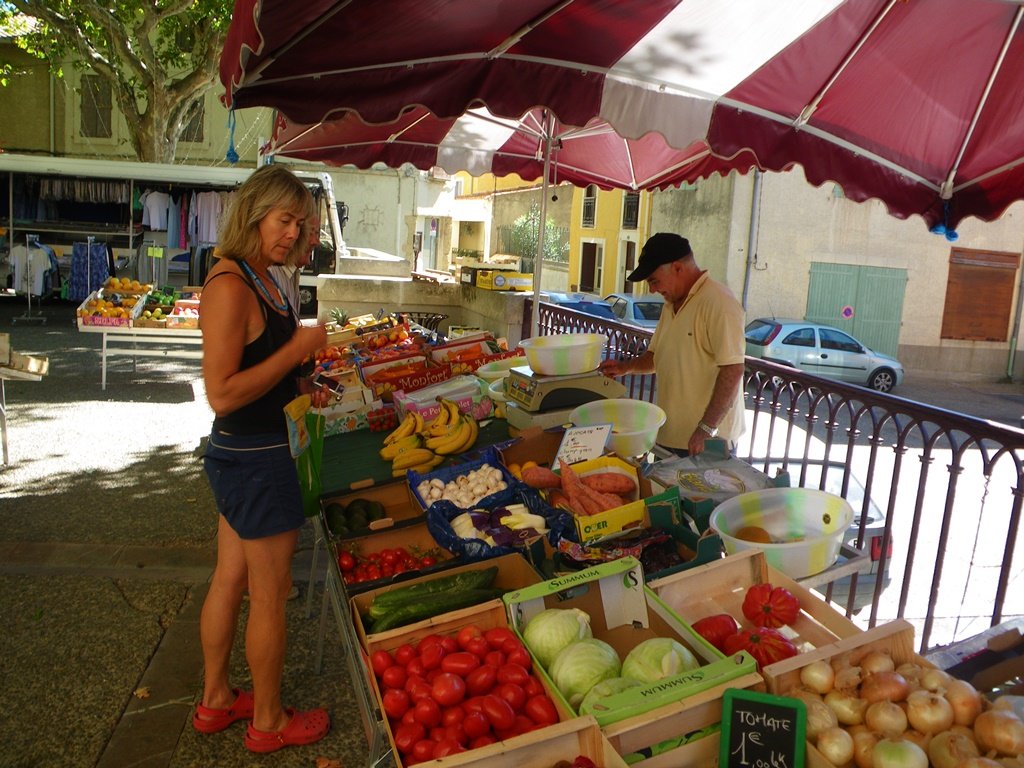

868,368,895,393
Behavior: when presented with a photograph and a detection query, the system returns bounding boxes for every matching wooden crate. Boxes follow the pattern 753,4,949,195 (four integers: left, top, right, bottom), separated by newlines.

349,553,543,651
320,479,424,536
649,549,861,680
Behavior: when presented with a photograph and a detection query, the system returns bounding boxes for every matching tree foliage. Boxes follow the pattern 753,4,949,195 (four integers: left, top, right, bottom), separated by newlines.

506,203,569,273
0,0,233,162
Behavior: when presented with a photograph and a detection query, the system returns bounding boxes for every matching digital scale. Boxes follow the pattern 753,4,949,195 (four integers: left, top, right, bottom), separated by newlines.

504,365,626,432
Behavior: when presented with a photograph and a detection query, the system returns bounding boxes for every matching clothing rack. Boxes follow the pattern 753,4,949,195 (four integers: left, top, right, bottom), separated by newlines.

13,234,46,325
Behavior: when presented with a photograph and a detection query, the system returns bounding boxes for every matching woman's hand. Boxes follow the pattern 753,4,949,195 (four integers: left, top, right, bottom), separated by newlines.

291,323,328,360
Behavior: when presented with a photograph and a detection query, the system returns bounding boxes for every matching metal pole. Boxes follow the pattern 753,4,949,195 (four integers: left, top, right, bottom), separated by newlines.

530,115,554,337
1005,239,1024,382
741,170,763,310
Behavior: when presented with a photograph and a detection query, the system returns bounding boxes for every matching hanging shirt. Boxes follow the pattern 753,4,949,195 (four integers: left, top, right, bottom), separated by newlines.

166,194,182,249
140,190,170,230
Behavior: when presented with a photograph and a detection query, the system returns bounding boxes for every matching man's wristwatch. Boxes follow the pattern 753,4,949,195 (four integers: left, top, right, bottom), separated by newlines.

697,421,719,438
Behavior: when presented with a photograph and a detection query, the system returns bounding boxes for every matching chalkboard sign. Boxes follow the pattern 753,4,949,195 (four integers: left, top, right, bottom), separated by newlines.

720,688,806,768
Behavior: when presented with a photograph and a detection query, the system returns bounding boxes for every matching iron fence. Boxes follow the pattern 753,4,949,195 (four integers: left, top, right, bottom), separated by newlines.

525,299,1024,652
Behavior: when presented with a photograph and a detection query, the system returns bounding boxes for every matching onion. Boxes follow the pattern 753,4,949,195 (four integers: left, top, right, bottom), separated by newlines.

801,659,836,695
944,678,982,726
927,729,980,768
974,709,1024,756
901,730,930,751
861,650,896,675
919,667,952,692
895,662,924,689
860,671,911,703
835,664,864,691
872,738,928,768
865,700,908,737
905,689,954,734
827,688,869,725
852,729,878,768
817,726,855,766
958,759,1004,768
791,689,839,742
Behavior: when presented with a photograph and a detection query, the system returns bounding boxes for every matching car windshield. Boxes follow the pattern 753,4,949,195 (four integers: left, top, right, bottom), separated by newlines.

744,320,777,343
634,302,662,321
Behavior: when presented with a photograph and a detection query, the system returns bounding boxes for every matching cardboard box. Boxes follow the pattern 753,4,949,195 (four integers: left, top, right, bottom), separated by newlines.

76,290,147,328
449,348,524,377
497,426,566,470
460,264,516,286
649,549,862,680
557,454,650,542
429,336,504,365
322,398,384,436
349,553,543,651
504,557,760,729
446,325,489,339
476,270,534,291
320,480,425,537
393,375,493,423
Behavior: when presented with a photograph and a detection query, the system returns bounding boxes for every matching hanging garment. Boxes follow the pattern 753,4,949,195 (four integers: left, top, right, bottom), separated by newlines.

140,190,171,230
69,241,111,302
166,194,182,248
11,243,60,297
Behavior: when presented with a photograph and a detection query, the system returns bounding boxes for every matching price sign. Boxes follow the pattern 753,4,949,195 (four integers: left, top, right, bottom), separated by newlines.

555,424,611,465
720,688,806,768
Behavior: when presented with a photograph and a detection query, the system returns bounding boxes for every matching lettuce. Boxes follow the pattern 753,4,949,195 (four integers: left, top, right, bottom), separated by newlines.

522,608,593,669
620,637,699,684
549,638,621,708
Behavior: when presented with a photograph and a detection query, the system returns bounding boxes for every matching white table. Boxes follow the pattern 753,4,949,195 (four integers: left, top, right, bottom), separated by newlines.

1,365,43,465
78,324,203,389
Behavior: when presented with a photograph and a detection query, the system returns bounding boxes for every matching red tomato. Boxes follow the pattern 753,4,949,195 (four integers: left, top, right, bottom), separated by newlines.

370,650,394,677
463,710,490,740
741,583,801,629
462,696,485,715
394,643,416,666
523,676,544,697
419,642,446,671
502,637,527,655
382,688,410,720
431,672,467,706
470,735,497,749
465,664,498,696
484,627,516,649
432,738,464,758
441,705,465,727
404,675,432,702
722,627,799,671
401,708,418,726
381,664,407,690
457,624,484,651
413,697,442,728
692,613,741,652
480,694,516,730
420,556,437,567
495,682,526,712
337,551,356,572
506,645,532,670
419,633,444,648
497,663,530,687
443,723,468,745
441,651,481,677
411,739,435,763
484,650,506,667
392,722,425,755
405,658,426,678
524,694,559,726
440,635,458,654
465,637,491,659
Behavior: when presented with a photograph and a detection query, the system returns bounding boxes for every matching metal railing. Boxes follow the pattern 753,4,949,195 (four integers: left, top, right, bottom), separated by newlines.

524,300,1024,652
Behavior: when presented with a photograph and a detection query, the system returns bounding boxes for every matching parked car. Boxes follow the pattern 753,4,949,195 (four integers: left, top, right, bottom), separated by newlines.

745,318,904,393
540,292,618,322
603,292,665,329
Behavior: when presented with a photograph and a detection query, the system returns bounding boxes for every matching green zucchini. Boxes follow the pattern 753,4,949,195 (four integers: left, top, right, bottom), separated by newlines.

367,566,499,619
369,587,505,633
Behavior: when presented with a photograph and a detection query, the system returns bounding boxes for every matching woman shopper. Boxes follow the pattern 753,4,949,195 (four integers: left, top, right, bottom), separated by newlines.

193,164,331,752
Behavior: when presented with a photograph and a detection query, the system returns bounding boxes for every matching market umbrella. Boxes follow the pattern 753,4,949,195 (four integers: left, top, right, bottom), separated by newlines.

265,106,761,332
221,0,1024,232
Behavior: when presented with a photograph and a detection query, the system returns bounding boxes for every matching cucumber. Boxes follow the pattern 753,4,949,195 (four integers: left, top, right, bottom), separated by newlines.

369,588,506,633
367,566,499,619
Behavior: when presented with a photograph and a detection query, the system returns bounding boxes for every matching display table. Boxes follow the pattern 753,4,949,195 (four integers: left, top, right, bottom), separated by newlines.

1,365,43,465
77,324,202,389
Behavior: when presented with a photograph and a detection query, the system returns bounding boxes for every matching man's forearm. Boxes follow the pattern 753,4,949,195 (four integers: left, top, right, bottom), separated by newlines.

702,363,745,427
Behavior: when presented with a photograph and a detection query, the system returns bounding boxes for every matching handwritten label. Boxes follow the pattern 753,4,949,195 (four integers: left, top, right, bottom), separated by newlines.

556,424,611,464
720,689,805,768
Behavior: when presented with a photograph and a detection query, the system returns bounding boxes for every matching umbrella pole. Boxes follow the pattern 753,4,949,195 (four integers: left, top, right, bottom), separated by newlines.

530,123,554,337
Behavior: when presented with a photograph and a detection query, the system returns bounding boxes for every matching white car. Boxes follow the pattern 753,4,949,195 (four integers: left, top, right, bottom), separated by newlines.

603,293,665,329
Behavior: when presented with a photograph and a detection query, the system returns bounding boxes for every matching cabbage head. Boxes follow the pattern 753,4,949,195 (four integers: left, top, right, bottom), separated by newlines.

549,638,621,708
578,676,644,715
522,608,593,669
620,637,699,684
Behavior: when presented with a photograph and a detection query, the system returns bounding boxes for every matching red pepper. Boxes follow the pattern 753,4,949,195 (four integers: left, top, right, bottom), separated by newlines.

741,583,801,628
722,627,798,671
691,613,740,652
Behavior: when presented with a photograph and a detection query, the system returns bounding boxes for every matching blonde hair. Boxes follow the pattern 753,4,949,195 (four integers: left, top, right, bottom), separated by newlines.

217,164,316,267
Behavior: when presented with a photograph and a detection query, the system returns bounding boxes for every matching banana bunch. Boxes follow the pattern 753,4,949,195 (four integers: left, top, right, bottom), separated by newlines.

382,410,425,446
380,398,480,477
390,449,444,477
425,399,479,456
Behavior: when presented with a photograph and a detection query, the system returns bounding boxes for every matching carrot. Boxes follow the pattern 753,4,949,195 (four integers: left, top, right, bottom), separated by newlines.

522,465,562,490
578,484,623,513
581,472,636,495
558,459,592,516
547,490,572,510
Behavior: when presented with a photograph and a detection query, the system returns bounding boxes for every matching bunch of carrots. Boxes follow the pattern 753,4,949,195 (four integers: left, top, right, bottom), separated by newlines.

519,459,637,517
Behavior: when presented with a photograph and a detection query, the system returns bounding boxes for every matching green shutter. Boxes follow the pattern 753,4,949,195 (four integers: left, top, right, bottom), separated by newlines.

806,263,906,357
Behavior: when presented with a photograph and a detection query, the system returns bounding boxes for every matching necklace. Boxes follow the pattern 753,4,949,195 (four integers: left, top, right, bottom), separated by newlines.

239,259,289,313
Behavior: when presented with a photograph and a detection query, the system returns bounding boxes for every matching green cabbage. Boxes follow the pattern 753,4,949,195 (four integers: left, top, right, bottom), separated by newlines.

621,637,700,684
549,638,621,708
578,676,644,715
522,608,593,669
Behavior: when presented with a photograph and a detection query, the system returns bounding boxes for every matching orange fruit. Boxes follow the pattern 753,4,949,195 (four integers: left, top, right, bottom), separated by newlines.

734,525,774,544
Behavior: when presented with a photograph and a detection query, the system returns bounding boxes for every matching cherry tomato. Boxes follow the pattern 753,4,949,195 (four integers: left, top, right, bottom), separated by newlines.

524,694,559,726
457,625,484,651
382,688,410,720
337,551,356,572
401,708,417,726
495,682,526,712
484,627,516,649
381,563,394,578
432,738,464,758
480,694,516,730
470,734,497,749
411,739,435,763
413,697,442,728
392,722,425,755
441,705,465,727
465,637,491,659
441,652,481,677
365,565,381,581
394,643,416,666
381,664,407,690
497,663,530,687
431,672,467,707
420,556,437,567
465,664,498,696
463,711,490,739
370,650,394,678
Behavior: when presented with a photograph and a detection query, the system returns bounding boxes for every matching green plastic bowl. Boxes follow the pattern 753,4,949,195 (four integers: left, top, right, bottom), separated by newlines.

518,333,606,376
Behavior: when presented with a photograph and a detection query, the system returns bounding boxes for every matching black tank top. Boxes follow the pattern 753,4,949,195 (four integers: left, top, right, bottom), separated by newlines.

206,268,299,436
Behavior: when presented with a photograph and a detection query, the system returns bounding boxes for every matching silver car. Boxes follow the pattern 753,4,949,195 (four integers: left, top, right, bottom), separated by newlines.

745,318,904,393
604,292,665,329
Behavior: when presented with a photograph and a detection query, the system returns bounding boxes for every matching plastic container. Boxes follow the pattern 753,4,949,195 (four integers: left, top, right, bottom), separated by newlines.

709,488,854,579
568,398,667,457
475,356,525,383
518,333,606,376
487,377,508,418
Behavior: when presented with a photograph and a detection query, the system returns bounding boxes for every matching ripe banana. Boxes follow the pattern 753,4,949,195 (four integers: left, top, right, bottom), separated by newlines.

441,398,461,423
427,418,464,440
431,416,473,456
383,412,417,445
392,454,444,477
391,447,439,470
379,433,422,460
411,410,425,434
429,404,451,430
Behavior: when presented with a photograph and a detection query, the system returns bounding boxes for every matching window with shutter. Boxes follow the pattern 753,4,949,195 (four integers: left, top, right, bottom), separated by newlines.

80,74,112,139
940,249,1020,341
